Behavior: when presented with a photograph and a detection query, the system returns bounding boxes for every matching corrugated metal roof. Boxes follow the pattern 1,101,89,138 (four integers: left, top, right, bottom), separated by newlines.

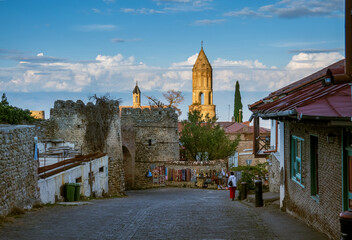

249,59,352,120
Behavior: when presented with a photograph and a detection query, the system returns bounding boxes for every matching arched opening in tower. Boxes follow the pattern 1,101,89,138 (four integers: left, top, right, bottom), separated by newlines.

199,92,204,105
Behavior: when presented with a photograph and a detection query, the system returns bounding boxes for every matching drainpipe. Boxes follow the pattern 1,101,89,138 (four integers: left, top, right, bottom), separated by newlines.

328,0,352,83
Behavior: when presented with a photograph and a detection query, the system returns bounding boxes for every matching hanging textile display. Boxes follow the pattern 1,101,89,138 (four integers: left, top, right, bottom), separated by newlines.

186,169,191,182
153,167,159,184
191,169,197,182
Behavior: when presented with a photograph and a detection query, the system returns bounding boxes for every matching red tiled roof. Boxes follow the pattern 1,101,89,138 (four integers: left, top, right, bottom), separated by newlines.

223,122,269,134
249,59,352,120
216,122,236,129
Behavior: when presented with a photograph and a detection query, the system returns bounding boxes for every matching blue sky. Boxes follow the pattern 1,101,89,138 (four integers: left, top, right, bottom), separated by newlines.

0,0,346,125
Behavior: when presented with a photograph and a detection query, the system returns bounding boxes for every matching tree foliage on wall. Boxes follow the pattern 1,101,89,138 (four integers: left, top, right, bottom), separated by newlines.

179,110,239,161
0,93,35,124
80,94,120,153
234,81,243,122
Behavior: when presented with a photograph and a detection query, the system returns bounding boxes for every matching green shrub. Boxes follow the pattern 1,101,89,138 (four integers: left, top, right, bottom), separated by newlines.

0,93,35,124
231,162,268,189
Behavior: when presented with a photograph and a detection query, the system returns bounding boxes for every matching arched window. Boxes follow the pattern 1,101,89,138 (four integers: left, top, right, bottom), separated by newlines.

135,96,138,103
199,92,204,105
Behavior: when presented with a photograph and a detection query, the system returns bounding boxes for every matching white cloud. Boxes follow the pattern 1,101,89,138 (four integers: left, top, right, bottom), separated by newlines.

121,8,164,14
170,53,198,68
154,0,213,12
111,38,125,43
75,24,117,32
213,58,268,69
193,19,225,25
224,0,343,19
286,52,344,70
0,51,345,95
92,8,101,13
224,7,271,18
37,53,44,57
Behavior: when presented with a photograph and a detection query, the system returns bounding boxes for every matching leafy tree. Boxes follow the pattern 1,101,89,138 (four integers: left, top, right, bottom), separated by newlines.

180,110,239,161
1,93,9,106
0,93,35,124
234,81,243,122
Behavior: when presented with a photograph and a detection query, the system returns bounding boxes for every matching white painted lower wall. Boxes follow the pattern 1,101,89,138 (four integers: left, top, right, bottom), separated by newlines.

38,156,109,204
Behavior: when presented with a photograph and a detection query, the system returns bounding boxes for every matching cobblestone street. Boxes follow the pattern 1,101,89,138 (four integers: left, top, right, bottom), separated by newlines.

0,188,328,240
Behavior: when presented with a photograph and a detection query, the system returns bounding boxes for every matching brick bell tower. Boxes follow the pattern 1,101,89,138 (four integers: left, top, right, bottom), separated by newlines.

189,43,216,119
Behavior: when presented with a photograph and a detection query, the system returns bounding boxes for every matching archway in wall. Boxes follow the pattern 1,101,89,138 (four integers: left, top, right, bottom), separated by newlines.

123,146,134,190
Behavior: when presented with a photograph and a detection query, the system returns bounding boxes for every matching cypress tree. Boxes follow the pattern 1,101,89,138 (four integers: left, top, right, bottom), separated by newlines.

234,81,243,122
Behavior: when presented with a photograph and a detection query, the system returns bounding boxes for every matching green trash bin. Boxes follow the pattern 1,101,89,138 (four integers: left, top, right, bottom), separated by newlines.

65,183,75,202
74,183,81,201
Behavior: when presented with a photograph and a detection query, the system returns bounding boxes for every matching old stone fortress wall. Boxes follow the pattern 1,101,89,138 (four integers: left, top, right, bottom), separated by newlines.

0,97,181,217
0,46,232,218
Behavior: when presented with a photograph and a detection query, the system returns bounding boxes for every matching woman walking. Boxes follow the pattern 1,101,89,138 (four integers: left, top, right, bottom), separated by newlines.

228,172,237,201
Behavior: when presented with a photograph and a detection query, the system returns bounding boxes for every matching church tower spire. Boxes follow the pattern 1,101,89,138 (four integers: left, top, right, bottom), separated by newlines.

189,44,216,119
133,82,141,108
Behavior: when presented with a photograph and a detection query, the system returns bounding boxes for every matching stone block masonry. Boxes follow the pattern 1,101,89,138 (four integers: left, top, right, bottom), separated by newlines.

268,154,280,193
121,107,179,189
0,125,40,217
43,100,124,195
283,122,342,239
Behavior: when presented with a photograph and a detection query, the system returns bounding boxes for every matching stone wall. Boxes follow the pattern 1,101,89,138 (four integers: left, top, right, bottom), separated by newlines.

0,125,40,217
283,122,342,239
121,107,179,189
268,154,280,193
43,100,124,195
